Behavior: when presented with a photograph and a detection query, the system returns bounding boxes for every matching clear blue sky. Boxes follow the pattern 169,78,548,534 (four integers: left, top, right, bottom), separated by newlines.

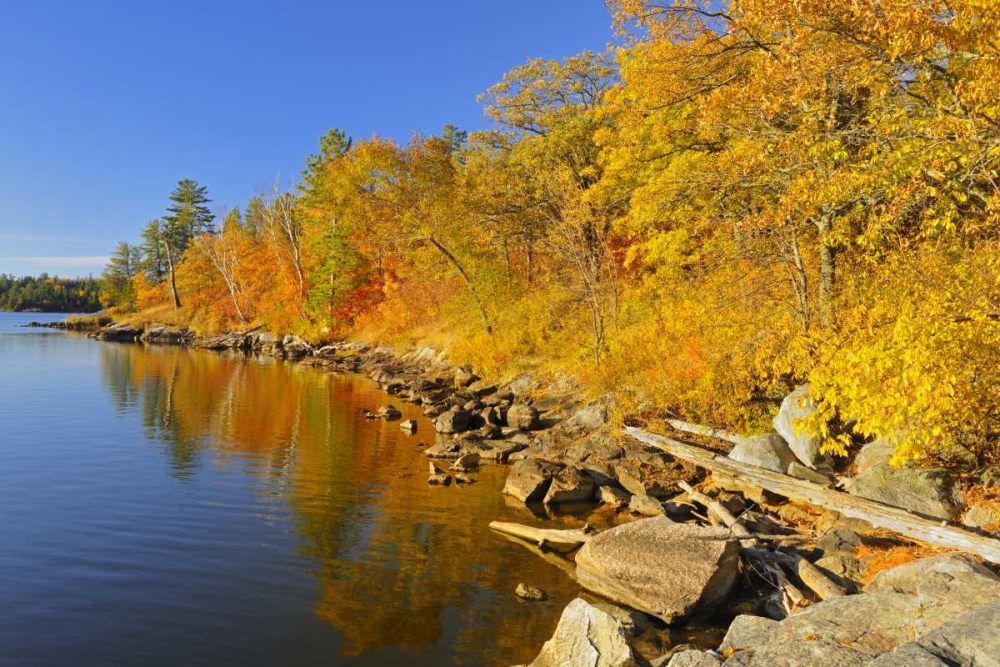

0,0,615,277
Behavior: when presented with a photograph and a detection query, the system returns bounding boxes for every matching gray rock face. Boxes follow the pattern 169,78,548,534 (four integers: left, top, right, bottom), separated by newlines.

962,503,1000,531
664,650,722,667
435,409,471,434
575,518,739,624
449,452,480,473
529,598,637,667
399,419,417,433
773,384,829,470
629,494,666,517
866,599,1000,667
849,463,965,520
543,465,596,505
855,437,896,474
502,458,562,503
508,403,541,430
719,553,1000,666
727,434,797,473
378,404,402,420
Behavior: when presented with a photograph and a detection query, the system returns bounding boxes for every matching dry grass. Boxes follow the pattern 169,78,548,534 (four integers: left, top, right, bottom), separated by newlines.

856,540,946,585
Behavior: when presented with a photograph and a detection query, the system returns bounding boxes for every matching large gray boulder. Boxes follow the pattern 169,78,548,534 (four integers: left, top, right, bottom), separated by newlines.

849,463,965,520
855,437,896,474
719,553,1000,666
773,384,829,470
529,598,637,667
727,434,797,473
435,409,471,434
575,518,739,624
502,458,562,503
508,403,541,430
866,599,1000,666
543,465,596,505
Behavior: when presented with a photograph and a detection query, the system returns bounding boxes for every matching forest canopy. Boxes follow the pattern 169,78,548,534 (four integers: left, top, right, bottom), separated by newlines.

0,274,101,313
101,0,1000,465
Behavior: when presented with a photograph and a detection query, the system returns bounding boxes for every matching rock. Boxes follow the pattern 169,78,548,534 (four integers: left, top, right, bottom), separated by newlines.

629,494,666,517
975,466,1000,488
727,433,797,473
515,583,548,601
574,518,740,624
866,599,1000,666
849,462,965,520
561,403,610,438
614,463,672,499
399,419,417,433
453,472,474,485
773,384,829,470
787,461,835,486
528,598,638,667
454,365,477,388
502,458,563,503
435,409,471,434
855,437,896,474
450,452,480,473
963,503,1000,531
579,462,616,486
281,334,313,358
423,439,462,459
508,403,541,430
481,406,504,426
565,433,624,463
720,553,1000,666
817,528,861,558
599,486,631,509
543,465,596,505
378,404,402,421
427,462,451,486
663,650,722,667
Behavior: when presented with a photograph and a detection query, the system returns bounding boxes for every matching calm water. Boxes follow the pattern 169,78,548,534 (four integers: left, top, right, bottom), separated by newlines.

0,312,582,666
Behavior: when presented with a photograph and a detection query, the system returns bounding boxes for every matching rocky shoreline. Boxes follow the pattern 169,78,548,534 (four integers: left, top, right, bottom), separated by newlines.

77,321,1000,666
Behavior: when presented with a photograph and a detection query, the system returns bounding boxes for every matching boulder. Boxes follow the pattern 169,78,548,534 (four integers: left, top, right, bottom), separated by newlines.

281,334,313,358
450,452,480,473
502,458,562,503
773,384,829,470
787,462,835,486
399,419,417,433
529,598,638,667
849,463,965,521
663,651,722,667
543,465,596,505
866,599,1000,666
629,494,666,517
574,518,740,624
727,434,797,473
435,409,471,434
454,365,477,388
719,553,1000,666
508,403,541,430
515,583,548,601
963,503,1000,531
378,405,402,421
561,403,611,438
599,486,632,509
855,437,896,474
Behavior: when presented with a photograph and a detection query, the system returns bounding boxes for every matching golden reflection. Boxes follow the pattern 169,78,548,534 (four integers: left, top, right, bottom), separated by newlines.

99,343,579,665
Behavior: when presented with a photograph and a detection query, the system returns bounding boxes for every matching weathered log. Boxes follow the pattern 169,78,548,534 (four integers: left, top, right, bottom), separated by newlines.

488,521,593,554
745,548,847,601
679,481,752,540
627,426,1000,564
667,419,741,443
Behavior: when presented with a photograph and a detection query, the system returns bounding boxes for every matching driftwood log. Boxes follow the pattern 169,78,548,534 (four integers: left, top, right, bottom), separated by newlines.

667,419,741,443
627,426,1000,565
488,521,593,554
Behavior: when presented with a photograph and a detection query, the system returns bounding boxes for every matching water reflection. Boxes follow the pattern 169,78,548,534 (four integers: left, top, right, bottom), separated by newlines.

97,343,580,665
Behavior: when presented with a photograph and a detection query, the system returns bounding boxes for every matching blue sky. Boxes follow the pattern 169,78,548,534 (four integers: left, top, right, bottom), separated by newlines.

0,0,614,277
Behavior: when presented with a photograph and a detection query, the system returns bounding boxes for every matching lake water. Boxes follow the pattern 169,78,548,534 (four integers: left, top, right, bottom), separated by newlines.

0,312,583,666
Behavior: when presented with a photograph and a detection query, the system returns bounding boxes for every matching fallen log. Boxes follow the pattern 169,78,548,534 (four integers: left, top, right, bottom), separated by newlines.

626,426,1000,565
667,419,741,443
488,521,593,554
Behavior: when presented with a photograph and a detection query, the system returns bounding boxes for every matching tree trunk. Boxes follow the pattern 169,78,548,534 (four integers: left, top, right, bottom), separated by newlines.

815,214,836,328
427,236,492,335
164,240,181,309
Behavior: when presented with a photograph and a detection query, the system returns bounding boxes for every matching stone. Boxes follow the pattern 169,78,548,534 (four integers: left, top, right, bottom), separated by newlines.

450,452,481,473
773,384,829,470
976,466,1000,488
481,406,504,426
817,528,861,558
515,583,548,601
614,463,672,499
561,403,611,438
378,404,402,421
963,503,1000,531
727,433,797,473
849,462,965,520
663,650,722,667
435,409,471,434
422,439,462,459
454,365,477,388
629,494,667,517
787,461,835,486
529,598,638,667
719,553,1000,666
855,437,896,474
399,419,417,433
508,403,541,430
543,465,596,505
502,458,563,503
574,518,740,624
866,599,1000,667
599,486,631,509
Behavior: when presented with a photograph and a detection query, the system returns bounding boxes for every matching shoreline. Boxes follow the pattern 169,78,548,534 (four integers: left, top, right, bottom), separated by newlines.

55,320,1000,665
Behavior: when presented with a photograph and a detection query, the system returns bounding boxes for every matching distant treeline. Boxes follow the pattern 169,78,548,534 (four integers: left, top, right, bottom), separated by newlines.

0,274,102,312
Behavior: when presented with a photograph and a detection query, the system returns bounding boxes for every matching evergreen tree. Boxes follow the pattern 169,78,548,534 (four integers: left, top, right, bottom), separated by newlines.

101,241,143,310
157,179,215,308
